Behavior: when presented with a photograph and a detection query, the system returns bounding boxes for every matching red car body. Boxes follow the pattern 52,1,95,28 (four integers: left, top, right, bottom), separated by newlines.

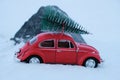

16,32,102,68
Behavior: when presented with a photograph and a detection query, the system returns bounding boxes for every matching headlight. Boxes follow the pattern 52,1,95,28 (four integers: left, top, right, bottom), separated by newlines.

92,51,96,54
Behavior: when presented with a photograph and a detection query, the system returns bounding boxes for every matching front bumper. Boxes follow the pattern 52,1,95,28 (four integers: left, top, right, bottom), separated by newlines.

100,58,104,63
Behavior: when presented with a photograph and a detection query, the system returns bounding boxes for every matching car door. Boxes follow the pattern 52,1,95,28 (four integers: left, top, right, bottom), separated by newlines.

39,39,56,63
56,39,77,64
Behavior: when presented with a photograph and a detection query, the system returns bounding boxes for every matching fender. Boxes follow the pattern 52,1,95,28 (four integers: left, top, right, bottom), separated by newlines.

77,53,101,65
21,49,46,63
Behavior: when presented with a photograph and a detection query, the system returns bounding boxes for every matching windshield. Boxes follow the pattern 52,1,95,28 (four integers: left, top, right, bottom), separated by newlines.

29,37,37,44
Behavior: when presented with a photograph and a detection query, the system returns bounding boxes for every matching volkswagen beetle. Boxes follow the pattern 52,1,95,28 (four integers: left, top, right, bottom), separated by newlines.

15,32,103,68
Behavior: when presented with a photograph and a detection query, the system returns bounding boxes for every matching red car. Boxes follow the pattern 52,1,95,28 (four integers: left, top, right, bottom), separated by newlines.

15,32,102,68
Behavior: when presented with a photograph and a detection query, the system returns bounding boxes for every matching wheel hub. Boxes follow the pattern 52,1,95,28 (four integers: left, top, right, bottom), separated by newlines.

29,57,40,63
85,59,96,68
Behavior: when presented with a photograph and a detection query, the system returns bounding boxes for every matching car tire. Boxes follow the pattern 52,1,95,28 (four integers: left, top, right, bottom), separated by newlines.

83,58,98,68
26,56,42,64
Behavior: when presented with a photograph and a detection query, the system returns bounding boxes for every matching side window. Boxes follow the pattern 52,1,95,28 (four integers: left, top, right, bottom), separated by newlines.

40,40,54,48
58,40,74,48
70,42,74,48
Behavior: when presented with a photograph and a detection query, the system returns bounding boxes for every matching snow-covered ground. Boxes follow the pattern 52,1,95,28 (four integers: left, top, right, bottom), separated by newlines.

0,0,120,80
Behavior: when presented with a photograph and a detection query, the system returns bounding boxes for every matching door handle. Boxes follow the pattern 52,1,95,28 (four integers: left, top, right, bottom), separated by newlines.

57,50,62,52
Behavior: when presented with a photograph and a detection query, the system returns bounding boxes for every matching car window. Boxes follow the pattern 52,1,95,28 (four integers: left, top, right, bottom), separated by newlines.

70,42,74,48
40,40,54,48
58,40,74,48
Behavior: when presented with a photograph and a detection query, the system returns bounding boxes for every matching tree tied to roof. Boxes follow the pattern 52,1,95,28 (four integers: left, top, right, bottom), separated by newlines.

40,6,89,34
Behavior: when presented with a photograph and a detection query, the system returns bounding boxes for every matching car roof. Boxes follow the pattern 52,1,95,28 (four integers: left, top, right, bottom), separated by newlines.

37,32,73,40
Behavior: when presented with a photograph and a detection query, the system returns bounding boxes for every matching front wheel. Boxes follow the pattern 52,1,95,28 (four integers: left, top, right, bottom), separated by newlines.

26,56,42,64
83,58,98,68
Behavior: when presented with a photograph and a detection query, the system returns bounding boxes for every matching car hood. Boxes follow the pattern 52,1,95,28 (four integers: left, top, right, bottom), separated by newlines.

77,43,97,52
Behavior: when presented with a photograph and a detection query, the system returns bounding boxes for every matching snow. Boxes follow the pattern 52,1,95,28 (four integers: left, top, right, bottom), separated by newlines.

0,0,120,80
